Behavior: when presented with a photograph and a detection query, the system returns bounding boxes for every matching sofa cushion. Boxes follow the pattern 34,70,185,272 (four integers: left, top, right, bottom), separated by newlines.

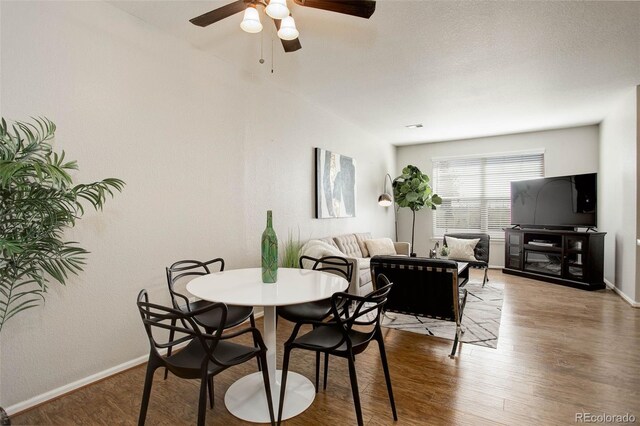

444,233,490,264
354,232,373,257
318,237,340,250
365,238,397,256
333,234,363,258
299,240,346,268
446,236,480,261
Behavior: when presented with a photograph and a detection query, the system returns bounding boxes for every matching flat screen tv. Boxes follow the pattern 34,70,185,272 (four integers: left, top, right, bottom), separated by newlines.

510,173,597,228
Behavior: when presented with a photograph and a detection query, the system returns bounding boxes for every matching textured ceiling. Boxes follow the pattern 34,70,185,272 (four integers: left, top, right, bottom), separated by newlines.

109,0,640,144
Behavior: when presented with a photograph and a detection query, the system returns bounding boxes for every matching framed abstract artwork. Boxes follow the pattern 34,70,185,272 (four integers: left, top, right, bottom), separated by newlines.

315,148,356,218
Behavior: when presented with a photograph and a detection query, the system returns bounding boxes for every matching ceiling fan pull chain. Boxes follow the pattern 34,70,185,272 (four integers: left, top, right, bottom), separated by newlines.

259,30,265,64
271,38,275,74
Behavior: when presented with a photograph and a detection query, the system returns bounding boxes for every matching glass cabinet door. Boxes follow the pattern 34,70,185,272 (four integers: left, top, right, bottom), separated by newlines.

524,251,562,276
564,236,587,281
566,236,587,252
506,232,522,269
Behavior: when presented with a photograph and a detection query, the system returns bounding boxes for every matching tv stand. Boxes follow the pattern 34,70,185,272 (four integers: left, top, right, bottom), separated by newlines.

503,228,605,290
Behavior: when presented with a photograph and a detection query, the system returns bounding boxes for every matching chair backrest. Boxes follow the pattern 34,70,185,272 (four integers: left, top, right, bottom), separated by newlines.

166,258,225,309
326,274,393,350
137,289,227,366
369,255,461,322
298,255,353,283
443,233,490,263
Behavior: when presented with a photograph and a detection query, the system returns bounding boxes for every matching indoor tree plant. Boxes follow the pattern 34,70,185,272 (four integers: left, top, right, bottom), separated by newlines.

393,165,442,256
0,117,124,332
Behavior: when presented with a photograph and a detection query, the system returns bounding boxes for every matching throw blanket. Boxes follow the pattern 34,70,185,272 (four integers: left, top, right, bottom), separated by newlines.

299,240,346,268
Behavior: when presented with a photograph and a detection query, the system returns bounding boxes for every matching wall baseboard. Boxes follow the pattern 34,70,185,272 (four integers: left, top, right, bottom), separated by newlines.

5,353,149,416
604,278,640,308
5,310,266,417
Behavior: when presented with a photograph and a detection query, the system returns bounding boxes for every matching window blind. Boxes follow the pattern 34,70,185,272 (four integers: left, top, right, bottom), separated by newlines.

432,151,544,239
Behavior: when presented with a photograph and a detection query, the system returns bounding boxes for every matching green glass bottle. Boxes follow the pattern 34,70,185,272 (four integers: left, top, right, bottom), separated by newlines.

261,210,278,283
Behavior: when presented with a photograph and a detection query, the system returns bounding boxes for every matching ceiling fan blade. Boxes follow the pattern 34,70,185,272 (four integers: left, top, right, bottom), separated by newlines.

281,37,302,52
190,0,248,27
274,19,302,53
292,0,376,19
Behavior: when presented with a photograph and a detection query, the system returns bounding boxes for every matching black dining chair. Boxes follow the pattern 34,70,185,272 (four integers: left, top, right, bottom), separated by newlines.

276,255,353,391
136,289,275,426
165,258,260,378
277,274,397,426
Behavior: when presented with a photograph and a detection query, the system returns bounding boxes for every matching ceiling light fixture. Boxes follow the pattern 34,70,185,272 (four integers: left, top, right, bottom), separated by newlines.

240,5,263,33
405,124,423,128
277,16,299,40
240,0,296,41
265,0,290,19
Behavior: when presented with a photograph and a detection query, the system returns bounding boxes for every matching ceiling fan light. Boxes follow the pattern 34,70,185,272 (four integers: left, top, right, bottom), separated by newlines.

277,16,299,40
266,0,290,20
240,6,263,33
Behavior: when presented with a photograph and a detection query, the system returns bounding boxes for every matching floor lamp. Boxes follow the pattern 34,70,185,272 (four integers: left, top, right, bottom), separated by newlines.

378,173,398,241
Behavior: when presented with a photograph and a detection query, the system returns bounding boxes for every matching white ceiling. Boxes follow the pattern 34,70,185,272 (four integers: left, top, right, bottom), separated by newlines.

109,0,640,145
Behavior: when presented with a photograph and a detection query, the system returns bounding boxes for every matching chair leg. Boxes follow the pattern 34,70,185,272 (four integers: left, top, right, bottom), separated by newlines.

450,326,462,358
258,352,276,426
482,267,488,287
315,351,320,392
207,375,214,409
376,335,397,420
164,320,176,380
323,353,329,390
197,374,208,426
451,290,468,358
347,352,363,426
277,346,293,425
250,313,262,372
138,364,156,426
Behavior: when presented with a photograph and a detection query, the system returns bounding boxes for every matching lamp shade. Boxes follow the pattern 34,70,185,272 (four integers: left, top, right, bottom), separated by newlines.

266,0,290,19
277,15,299,40
240,6,263,33
378,193,393,207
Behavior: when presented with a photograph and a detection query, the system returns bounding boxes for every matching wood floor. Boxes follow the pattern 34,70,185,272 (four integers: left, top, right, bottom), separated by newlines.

12,270,640,425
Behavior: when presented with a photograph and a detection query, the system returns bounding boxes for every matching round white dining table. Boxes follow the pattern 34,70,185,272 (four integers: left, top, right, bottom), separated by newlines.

186,267,348,423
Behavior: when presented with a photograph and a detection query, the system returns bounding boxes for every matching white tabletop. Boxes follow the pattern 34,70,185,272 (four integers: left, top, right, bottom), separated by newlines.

186,267,348,307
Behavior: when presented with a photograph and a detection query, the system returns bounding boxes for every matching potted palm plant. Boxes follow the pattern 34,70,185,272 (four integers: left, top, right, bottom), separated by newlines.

0,117,124,423
393,165,442,256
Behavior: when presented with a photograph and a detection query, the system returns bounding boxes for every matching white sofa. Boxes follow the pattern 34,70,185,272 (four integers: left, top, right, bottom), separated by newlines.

302,232,410,295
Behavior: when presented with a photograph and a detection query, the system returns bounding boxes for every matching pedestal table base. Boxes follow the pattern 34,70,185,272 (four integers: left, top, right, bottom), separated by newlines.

224,370,315,423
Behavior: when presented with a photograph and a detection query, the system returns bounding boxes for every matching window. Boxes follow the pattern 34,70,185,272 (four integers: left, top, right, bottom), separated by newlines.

432,151,544,239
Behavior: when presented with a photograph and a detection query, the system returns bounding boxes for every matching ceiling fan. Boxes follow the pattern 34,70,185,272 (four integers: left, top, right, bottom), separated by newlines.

189,0,376,53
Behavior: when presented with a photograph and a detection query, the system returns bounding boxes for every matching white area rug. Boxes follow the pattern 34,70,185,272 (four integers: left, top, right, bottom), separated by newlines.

381,280,504,349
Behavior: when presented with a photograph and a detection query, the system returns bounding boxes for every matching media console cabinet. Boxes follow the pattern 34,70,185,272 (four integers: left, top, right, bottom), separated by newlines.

502,228,605,290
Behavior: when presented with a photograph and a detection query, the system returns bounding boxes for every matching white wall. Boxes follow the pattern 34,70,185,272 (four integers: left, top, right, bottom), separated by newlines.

637,86,640,303
599,86,638,303
0,1,395,409
395,126,600,265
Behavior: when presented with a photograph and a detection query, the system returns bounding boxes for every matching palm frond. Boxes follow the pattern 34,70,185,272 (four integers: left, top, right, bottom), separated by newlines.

0,117,124,332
